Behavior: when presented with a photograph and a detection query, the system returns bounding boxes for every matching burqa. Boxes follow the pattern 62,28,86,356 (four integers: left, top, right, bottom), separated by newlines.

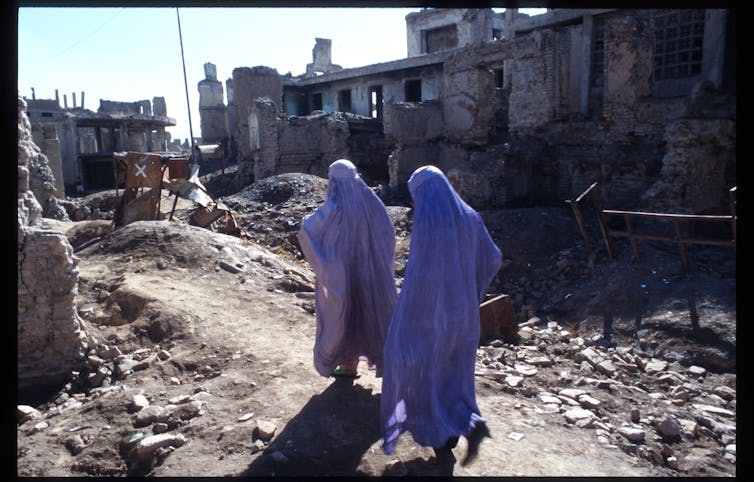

297,159,398,377
380,165,502,457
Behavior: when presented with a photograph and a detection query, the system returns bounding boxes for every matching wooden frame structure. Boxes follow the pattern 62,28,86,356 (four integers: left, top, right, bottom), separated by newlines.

567,182,736,272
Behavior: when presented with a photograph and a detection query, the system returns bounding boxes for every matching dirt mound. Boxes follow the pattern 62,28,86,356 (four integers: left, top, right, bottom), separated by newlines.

222,172,327,212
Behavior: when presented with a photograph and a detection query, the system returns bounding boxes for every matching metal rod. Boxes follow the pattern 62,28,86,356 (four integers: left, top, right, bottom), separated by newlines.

176,8,195,157
603,209,733,222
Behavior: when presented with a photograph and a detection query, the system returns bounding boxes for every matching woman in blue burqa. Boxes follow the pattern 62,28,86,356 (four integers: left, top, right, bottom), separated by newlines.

380,165,502,465
297,159,398,379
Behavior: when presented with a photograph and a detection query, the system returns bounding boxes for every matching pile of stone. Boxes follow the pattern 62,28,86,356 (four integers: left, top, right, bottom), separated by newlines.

476,317,736,474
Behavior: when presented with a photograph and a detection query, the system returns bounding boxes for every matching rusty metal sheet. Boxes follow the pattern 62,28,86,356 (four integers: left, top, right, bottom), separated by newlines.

166,158,189,180
189,202,226,228
479,294,518,344
126,153,162,189
122,187,161,225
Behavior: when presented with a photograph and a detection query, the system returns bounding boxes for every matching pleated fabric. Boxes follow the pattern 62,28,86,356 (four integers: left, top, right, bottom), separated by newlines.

297,159,398,378
380,165,502,454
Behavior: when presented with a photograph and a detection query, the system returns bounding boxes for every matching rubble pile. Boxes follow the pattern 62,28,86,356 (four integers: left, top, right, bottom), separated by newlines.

475,316,736,476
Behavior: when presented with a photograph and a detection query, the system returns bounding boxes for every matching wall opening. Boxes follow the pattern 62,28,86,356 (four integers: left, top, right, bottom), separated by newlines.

311,93,323,112
404,79,422,102
653,9,705,81
369,86,383,120
422,24,459,54
494,67,504,88
338,89,352,112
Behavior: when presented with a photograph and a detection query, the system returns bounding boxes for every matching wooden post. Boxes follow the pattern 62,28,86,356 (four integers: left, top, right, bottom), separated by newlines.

673,218,689,272
590,184,615,260
567,199,592,250
729,186,737,247
624,213,639,260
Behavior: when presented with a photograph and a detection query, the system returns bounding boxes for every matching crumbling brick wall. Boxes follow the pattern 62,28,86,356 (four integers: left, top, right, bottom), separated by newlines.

18,97,69,220
642,118,736,214
231,66,283,188
17,96,91,393
276,111,351,179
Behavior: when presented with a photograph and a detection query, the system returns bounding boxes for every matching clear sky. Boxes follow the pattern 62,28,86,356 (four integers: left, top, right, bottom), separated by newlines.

18,6,546,144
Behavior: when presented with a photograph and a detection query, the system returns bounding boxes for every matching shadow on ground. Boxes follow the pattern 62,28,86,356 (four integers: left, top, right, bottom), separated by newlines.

239,377,382,476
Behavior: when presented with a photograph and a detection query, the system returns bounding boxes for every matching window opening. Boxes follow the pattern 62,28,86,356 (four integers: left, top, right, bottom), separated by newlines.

311,93,323,111
494,67,504,88
653,9,705,81
404,79,422,102
369,86,383,120
338,89,352,112
422,24,459,54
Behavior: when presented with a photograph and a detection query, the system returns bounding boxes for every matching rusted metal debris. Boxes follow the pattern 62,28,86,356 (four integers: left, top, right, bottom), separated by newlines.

113,152,189,227
479,294,519,345
112,151,248,239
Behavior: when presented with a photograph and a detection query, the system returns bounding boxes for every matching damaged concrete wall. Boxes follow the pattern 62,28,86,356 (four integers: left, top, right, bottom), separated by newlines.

250,97,280,181
306,38,343,75
276,111,351,179
441,48,498,146
231,66,283,187
18,98,69,220
30,123,66,199
384,101,443,188
198,62,228,144
507,30,560,136
406,8,499,57
17,96,91,393
642,118,736,214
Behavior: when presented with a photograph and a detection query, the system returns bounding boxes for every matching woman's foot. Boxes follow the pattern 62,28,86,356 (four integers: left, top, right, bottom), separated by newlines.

433,435,459,464
461,423,491,466
332,364,359,378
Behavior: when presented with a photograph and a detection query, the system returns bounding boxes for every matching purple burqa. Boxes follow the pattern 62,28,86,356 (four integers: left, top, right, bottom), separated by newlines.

380,165,502,453
297,159,398,377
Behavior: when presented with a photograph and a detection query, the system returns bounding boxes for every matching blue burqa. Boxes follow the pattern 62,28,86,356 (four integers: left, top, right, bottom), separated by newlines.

297,159,398,378
380,165,502,453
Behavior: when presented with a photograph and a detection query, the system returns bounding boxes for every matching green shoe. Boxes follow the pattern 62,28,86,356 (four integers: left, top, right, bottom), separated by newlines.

332,365,360,379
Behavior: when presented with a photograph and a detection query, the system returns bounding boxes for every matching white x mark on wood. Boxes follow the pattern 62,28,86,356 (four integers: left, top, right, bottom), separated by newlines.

135,163,148,178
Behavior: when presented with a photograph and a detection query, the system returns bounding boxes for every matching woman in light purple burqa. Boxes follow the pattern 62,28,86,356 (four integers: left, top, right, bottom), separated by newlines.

297,159,398,378
380,165,502,465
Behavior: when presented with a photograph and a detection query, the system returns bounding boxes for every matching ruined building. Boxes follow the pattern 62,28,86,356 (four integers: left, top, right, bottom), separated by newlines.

18,96,93,395
199,7,735,215
24,92,178,195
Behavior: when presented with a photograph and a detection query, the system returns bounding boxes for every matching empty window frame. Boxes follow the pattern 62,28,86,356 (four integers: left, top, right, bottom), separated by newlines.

311,93,323,112
404,79,422,102
493,67,504,88
492,28,503,41
338,89,352,113
422,24,459,54
591,15,606,87
369,86,383,120
653,9,705,81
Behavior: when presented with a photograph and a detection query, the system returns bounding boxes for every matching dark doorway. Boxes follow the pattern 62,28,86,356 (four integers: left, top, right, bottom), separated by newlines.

404,79,422,102
311,93,323,112
338,89,352,113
